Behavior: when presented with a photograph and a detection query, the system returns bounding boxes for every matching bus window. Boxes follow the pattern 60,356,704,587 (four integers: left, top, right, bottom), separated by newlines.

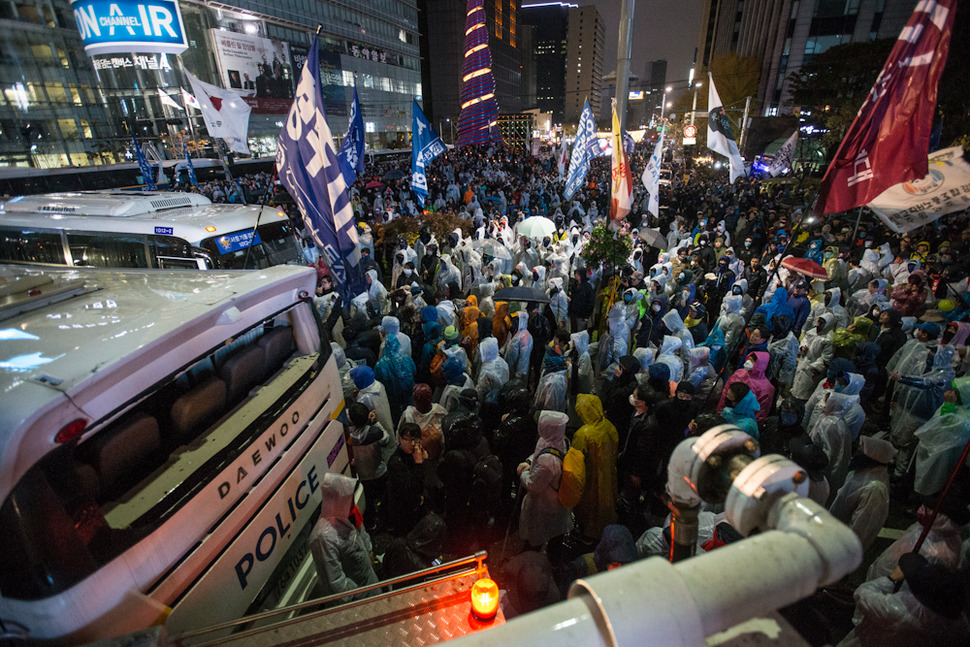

0,226,66,264
66,232,150,268
150,235,204,269
200,221,301,270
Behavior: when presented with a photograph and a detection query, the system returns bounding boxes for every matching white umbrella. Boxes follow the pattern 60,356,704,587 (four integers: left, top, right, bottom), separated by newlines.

516,216,556,239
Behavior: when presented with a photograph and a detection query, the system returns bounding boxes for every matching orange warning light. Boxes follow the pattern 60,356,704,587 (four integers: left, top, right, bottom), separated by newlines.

470,577,499,621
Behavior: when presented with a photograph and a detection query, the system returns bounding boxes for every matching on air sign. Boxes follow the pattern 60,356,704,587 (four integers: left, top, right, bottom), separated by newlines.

72,0,188,56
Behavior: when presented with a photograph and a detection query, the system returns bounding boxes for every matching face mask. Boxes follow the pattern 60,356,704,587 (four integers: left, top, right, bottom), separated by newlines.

678,272,686,280
572,236,579,244
652,304,661,312
629,393,643,408
744,241,751,247
683,291,690,301
532,271,539,282
824,252,833,259
624,295,633,303
404,268,412,276
743,360,754,371
700,240,707,246
733,287,742,295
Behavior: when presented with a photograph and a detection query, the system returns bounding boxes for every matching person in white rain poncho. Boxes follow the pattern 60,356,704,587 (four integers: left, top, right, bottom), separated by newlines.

914,375,970,497
804,288,849,333
661,309,694,365
532,265,548,293
686,346,718,401
331,342,358,401
657,335,685,383
476,337,510,401
436,299,457,330
351,366,394,441
308,473,379,601
365,268,388,316
890,339,955,479
504,310,533,381
621,287,642,334
534,335,569,413
731,278,756,320
435,254,462,296
517,410,574,547
570,330,594,395
847,279,889,318
715,295,745,355
804,365,865,438
792,313,836,401
809,391,854,496
829,436,896,552
867,504,964,584
633,346,654,374
767,313,799,390
598,305,630,378
379,315,411,359
548,277,569,329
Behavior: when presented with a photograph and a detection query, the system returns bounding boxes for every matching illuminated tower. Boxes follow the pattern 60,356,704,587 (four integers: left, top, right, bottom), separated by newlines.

456,0,502,146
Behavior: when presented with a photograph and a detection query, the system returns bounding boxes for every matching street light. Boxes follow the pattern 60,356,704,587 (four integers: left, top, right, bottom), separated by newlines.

690,80,702,126
660,85,673,121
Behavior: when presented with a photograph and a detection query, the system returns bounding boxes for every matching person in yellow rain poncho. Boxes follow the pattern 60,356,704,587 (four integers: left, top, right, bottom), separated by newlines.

573,394,619,541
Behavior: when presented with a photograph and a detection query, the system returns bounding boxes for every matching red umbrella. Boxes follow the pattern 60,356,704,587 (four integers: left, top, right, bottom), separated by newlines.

781,255,828,280
365,180,385,189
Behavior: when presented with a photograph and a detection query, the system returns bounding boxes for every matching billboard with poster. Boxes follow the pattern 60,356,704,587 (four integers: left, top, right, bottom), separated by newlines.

210,29,293,114
291,44,346,117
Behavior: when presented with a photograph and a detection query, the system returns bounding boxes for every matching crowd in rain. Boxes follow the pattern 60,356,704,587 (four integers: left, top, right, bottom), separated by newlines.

287,142,970,644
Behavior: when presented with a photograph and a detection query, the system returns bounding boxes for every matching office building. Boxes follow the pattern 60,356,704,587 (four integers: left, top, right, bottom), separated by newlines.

695,0,918,116
422,0,524,130
563,4,605,124
0,0,422,169
520,2,572,122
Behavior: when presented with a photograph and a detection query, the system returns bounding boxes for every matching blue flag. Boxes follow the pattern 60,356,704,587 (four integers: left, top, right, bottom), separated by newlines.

183,140,198,187
338,84,365,186
276,37,362,299
410,99,445,207
564,99,595,201
133,133,156,191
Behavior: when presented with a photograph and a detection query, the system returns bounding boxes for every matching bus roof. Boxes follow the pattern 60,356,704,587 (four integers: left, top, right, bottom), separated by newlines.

0,264,316,497
0,190,290,245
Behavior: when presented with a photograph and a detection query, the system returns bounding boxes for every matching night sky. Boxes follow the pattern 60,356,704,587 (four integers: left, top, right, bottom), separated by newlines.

585,0,704,94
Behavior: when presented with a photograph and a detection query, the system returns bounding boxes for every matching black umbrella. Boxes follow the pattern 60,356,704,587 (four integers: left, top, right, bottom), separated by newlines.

494,286,550,304
638,227,667,249
383,168,406,181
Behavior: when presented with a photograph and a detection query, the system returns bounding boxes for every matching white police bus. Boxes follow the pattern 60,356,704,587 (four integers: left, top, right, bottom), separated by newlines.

0,190,305,271
0,263,348,644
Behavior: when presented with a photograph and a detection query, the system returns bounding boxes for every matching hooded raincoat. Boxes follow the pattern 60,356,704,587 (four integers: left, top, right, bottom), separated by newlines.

718,351,774,422
571,330,594,395
891,344,955,475
476,337,510,400
716,295,745,355
809,391,854,495
657,335,685,383
791,313,836,400
914,375,970,496
519,411,574,545
573,394,619,540
504,310,533,379
308,474,379,600
722,389,760,439
687,347,718,402
374,335,416,420
352,365,395,439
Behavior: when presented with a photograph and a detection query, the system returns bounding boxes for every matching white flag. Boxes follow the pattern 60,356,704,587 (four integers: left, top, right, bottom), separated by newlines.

768,130,798,177
157,88,183,111
557,143,568,179
610,104,632,224
184,70,251,154
707,73,746,183
182,89,200,110
641,131,664,217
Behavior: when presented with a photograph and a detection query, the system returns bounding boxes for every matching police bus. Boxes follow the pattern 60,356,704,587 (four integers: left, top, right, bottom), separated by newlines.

0,190,305,271
0,263,348,644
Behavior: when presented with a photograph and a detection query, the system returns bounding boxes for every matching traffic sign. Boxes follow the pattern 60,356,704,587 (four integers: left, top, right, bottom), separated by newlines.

683,124,697,139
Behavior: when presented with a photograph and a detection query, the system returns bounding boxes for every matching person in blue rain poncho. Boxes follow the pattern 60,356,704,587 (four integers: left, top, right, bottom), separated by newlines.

914,376,970,497
374,335,416,421
754,286,795,336
703,327,728,374
721,382,760,439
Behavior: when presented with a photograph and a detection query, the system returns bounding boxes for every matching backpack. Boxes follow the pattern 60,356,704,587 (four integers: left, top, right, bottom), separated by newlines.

429,342,447,385
539,441,586,509
464,451,503,519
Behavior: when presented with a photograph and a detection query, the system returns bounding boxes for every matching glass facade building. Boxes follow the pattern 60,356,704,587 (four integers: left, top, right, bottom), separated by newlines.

0,0,422,169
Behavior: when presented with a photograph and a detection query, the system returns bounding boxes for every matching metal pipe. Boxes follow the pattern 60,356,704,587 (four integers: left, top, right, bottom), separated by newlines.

446,493,861,647
614,0,636,132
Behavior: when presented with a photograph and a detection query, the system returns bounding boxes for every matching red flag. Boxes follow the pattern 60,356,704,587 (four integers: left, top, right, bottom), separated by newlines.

816,0,955,216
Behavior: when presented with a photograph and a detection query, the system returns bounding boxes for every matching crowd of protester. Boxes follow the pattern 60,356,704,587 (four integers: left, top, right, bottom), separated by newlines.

221,141,970,643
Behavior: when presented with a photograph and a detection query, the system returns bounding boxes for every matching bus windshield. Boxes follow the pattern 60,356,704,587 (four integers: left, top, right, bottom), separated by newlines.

200,221,303,270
